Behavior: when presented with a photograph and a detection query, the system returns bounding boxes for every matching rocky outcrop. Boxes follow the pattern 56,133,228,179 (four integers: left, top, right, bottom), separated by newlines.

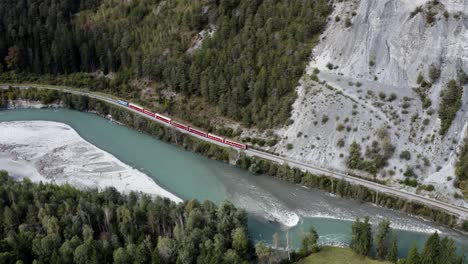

274,0,468,206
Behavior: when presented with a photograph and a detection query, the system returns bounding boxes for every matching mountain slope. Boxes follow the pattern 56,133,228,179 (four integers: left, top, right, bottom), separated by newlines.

274,0,468,206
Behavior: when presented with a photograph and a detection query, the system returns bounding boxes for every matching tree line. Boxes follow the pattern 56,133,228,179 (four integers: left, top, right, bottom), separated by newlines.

0,0,331,128
349,217,464,264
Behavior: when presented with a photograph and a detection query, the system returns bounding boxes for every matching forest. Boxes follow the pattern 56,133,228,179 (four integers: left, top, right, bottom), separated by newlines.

0,170,252,263
0,0,331,128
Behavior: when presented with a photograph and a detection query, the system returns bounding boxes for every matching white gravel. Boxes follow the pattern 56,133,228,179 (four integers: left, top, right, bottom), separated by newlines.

267,0,468,207
0,120,182,203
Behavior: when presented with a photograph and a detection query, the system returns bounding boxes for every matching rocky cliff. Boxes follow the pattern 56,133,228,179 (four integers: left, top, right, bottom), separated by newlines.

274,0,468,205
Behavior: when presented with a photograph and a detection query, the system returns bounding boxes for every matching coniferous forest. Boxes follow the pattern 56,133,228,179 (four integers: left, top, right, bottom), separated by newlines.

0,171,251,264
0,0,331,128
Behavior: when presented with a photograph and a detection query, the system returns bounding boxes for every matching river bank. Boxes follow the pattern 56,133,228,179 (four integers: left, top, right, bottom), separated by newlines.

1,108,468,258
0,120,181,202
0,87,467,234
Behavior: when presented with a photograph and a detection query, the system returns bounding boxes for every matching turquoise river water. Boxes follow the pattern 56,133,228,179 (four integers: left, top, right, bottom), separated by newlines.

0,109,467,257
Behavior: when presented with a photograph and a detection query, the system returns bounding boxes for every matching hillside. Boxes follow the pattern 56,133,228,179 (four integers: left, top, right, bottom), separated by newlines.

266,0,468,206
0,0,330,128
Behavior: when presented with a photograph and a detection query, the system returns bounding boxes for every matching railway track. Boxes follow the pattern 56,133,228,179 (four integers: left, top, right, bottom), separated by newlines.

2,84,468,219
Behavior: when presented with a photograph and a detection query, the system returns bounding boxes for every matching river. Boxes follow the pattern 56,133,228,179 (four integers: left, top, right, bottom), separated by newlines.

0,108,467,257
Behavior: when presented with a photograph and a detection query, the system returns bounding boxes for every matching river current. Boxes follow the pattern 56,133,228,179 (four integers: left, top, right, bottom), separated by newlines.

0,109,466,257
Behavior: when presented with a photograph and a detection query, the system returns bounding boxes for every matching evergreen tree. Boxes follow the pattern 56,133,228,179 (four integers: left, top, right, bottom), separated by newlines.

350,217,373,256
375,219,391,260
300,225,320,255
387,237,398,263
406,242,420,264
420,232,440,264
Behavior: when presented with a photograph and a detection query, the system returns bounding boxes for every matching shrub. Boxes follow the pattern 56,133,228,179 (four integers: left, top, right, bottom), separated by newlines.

321,115,329,124
417,73,424,84
419,184,435,192
410,6,423,18
400,150,411,160
337,138,345,148
426,10,437,25
378,92,386,100
336,123,345,132
345,17,352,27
335,16,341,22
443,11,449,20
387,93,397,102
404,167,416,177
287,143,294,150
401,177,418,187
326,63,334,70
429,64,441,82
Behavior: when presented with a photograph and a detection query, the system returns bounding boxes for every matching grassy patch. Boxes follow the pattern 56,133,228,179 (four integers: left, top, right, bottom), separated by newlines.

298,247,391,264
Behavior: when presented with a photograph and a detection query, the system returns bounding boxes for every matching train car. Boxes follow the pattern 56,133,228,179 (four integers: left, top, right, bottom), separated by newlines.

171,121,189,131
208,133,225,143
129,103,144,113
143,109,155,117
117,100,128,106
189,127,208,137
224,139,247,150
155,113,171,124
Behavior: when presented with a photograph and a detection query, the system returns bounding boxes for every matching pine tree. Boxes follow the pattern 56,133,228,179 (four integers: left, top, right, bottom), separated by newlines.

438,237,456,264
387,237,398,263
406,242,420,264
420,232,440,264
375,219,391,260
300,225,320,255
350,217,372,256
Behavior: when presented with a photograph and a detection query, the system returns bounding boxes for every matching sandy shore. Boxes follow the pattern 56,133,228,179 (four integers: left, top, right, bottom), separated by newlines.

0,120,182,202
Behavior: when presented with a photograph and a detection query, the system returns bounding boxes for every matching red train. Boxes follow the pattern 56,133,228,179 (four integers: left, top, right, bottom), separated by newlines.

119,100,247,150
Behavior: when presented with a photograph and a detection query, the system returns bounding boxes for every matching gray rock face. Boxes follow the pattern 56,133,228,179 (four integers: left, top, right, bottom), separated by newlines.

275,0,468,206
313,0,467,87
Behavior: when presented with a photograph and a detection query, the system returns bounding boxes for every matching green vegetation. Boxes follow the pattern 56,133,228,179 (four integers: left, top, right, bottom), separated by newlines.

298,247,391,264
349,218,464,264
345,17,352,27
429,65,441,82
2,87,466,232
455,138,468,198
439,80,463,136
400,150,411,161
0,171,251,263
401,177,418,188
346,129,395,175
300,226,320,256
410,6,423,18
351,217,373,256
0,0,332,129
375,219,391,260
